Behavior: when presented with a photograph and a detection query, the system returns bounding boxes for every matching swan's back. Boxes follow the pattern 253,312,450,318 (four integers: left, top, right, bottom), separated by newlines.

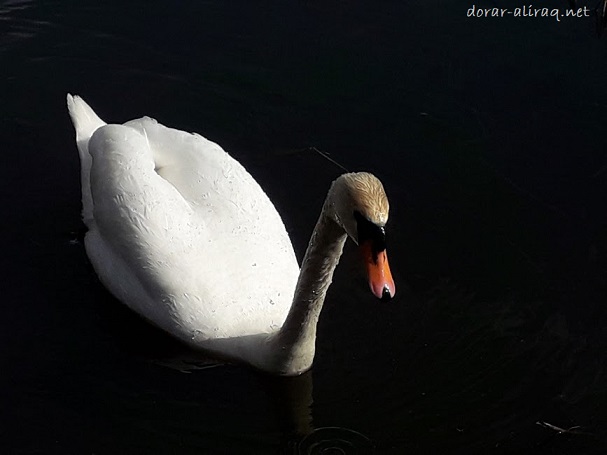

67,95,299,346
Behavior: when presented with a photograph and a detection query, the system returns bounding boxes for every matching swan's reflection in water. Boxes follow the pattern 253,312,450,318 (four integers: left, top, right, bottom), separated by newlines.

148,350,374,452
267,371,374,454
266,370,314,437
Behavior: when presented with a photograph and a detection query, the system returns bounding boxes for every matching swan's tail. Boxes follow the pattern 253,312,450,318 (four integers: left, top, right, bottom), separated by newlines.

67,94,107,227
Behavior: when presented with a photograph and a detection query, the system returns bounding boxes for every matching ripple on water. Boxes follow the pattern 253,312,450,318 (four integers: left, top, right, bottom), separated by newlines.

297,427,374,455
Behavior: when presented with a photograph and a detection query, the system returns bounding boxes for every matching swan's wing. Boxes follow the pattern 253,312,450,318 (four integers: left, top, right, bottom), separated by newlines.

88,123,199,290
123,116,254,214
87,117,300,338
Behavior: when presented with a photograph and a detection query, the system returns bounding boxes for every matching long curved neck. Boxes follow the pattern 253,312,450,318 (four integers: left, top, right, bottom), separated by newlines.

269,204,347,375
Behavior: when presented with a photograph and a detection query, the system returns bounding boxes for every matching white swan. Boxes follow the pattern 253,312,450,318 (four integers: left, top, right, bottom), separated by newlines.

67,94,395,375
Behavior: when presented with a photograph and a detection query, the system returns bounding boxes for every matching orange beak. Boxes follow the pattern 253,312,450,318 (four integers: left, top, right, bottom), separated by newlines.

360,240,395,300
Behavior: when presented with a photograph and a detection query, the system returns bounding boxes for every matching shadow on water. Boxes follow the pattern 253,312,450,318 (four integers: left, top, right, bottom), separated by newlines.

63,280,378,454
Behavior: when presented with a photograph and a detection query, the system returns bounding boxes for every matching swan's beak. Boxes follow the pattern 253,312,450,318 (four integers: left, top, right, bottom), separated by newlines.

360,240,395,301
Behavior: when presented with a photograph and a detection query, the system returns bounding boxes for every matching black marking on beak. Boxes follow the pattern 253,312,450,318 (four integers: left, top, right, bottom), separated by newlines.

381,286,393,301
354,211,386,262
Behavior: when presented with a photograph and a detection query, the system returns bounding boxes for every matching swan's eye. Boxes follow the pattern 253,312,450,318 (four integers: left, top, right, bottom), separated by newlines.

354,211,386,257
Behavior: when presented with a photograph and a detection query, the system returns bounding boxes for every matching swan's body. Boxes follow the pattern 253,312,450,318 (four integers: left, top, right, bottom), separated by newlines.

67,94,394,375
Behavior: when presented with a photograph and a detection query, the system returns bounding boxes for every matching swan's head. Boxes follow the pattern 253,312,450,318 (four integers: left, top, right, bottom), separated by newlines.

327,172,395,301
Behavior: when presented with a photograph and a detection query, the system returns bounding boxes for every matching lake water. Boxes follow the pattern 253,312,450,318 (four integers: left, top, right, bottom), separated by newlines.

2,0,607,453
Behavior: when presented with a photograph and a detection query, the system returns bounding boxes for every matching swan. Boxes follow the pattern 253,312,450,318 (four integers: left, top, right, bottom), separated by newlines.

67,94,395,376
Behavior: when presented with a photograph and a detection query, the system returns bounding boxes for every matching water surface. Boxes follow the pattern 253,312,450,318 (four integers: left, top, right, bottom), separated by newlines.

2,1,607,453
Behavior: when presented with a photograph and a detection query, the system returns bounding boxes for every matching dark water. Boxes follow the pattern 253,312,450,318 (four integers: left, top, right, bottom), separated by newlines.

2,0,607,453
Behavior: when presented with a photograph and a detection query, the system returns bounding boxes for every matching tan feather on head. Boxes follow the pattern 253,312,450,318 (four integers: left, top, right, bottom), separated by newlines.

340,172,389,226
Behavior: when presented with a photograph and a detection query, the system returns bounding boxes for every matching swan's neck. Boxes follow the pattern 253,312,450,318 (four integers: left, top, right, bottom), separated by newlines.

268,206,347,375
